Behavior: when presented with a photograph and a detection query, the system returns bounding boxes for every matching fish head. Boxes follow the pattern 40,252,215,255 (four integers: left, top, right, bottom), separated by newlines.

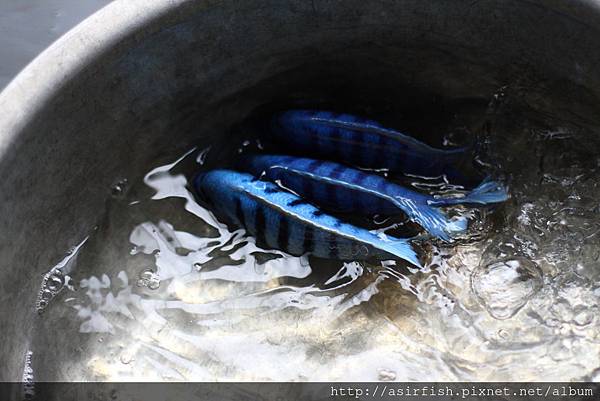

270,110,309,137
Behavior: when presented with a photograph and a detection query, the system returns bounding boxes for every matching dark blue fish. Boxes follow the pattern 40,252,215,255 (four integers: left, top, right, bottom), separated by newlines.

271,110,468,176
194,170,421,265
240,154,508,241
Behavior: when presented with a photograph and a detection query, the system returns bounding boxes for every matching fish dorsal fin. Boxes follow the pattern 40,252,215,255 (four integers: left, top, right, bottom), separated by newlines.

268,164,399,205
307,114,462,155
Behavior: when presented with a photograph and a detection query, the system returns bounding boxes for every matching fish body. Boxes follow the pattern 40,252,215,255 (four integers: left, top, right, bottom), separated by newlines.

271,110,468,176
194,170,420,265
240,154,508,241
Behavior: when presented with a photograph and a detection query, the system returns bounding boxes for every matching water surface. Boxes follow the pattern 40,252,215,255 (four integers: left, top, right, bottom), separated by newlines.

31,95,600,381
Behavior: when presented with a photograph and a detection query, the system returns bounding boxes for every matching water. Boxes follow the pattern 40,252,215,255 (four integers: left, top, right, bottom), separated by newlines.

30,97,600,381
471,257,543,320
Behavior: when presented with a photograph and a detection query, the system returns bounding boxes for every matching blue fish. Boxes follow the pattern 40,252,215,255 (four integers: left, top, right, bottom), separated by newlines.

194,170,421,266
271,110,468,176
240,154,508,241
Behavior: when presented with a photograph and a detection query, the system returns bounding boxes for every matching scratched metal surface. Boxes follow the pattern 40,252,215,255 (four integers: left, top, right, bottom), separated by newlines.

0,0,112,90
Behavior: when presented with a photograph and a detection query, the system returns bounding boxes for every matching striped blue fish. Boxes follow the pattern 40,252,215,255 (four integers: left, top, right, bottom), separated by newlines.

194,170,421,266
271,110,468,176
240,154,508,241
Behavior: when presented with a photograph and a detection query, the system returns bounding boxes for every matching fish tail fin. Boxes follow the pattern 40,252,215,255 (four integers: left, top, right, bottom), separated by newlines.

394,196,469,242
401,200,468,241
431,178,509,206
442,215,469,238
379,238,422,268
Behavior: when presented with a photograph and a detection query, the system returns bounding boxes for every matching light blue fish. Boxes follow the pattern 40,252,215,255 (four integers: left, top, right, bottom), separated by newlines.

271,109,468,177
194,170,421,266
240,154,508,241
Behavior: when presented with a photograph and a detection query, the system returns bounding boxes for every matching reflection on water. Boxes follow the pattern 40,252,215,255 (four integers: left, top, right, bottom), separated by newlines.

32,100,600,382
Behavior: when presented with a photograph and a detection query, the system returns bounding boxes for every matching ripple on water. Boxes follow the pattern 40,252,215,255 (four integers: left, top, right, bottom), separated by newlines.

471,257,543,320
29,103,600,381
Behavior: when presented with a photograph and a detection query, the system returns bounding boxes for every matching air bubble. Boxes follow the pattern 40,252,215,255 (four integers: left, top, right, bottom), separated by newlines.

573,309,594,327
137,269,161,290
498,329,510,340
377,368,397,381
471,256,543,320
46,275,64,292
40,289,54,301
120,353,135,365
111,178,129,198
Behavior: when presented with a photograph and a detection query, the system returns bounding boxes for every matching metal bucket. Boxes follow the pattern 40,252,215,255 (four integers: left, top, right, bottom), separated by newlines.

1,0,600,382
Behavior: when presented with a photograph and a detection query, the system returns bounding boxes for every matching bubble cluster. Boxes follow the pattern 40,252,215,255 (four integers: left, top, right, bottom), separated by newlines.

32,111,600,381
471,257,543,320
136,269,161,290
